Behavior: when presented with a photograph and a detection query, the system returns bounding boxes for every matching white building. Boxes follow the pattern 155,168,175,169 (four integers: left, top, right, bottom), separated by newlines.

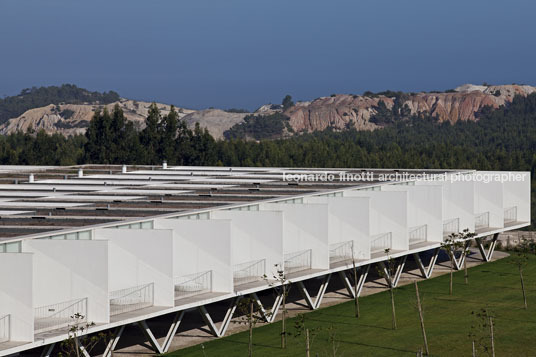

0,166,530,356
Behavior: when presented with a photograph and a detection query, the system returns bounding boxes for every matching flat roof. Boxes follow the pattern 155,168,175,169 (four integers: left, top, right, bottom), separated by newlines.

0,165,460,243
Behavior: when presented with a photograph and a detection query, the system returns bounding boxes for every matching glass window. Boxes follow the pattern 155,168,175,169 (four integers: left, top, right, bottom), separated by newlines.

66,233,78,240
141,221,153,229
78,231,91,240
5,242,21,253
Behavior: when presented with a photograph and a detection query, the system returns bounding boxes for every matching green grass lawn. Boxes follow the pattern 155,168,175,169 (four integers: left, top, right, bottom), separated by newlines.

167,255,536,356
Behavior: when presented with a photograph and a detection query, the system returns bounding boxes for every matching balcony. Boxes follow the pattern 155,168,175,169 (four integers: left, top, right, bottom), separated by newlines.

475,212,490,230
443,218,460,238
233,259,266,286
174,271,212,300
329,241,354,264
109,283,154,317
34,298,87,334
284,249,312,274
504,206,517,224
371,232,392,254
0,315,9,343
409,225,427,245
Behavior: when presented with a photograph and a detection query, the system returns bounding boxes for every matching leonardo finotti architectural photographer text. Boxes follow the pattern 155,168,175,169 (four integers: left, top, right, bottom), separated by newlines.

282,171,528,184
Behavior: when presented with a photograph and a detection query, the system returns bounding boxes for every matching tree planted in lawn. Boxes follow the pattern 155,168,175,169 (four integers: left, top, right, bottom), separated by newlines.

509,238,531,309
441,233,465,295
377,249,398,329
264,264,291,349
233,297,266,357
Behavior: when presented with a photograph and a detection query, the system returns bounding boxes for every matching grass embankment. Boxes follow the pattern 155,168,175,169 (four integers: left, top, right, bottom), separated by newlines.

167,255,536,356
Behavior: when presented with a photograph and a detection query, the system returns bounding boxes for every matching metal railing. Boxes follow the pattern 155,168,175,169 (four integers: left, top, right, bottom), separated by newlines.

443,218,460,237
329,241,354,264
409,225,427,244
504,206,517,223
284,249,312,274
34,298,87,334
233,259,266,286
174,271,212,299
0,315,9,343
371,232,392,253
475,212,490,230
109,283,154,316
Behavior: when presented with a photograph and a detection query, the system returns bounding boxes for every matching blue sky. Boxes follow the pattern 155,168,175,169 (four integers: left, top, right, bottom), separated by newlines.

0,0,534,110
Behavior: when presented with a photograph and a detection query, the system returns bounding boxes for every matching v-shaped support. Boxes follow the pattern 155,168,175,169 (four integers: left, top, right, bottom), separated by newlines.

296,274,332,310
338,265,370,298
475,234,498,262
250,290,283,323
103,325,125,357
137,320,164,354
378,255,407,288
40,343,56,357
450,241,471,270
413,248,440,279
198,296,242,337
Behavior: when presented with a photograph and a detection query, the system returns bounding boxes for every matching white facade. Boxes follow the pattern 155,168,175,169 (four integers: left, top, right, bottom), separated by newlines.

0,253,33,342
0,168,530,356
261,202,330,271
343,190,409,252
381,184,443,243
154,219,234,293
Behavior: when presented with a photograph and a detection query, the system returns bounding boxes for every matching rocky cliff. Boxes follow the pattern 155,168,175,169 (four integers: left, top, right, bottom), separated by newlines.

0,100,195,136
283,84,536,132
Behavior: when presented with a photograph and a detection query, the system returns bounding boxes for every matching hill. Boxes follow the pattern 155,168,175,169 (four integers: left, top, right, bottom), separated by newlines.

1,83,536,139
0,84,120,124
0,99,195,136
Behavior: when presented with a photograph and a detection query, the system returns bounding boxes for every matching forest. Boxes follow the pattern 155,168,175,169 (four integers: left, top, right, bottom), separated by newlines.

0,94,534,226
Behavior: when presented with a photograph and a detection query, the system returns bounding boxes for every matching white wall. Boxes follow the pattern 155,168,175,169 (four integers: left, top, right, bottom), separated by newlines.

24,240,109,324
474,176,504,229
381,185,443,242
260,203,329,270
211,210,284,273
0,253,33,342
416,179,475,232
502,171,531,223
154,219,233,293
304,196,371,259
343,190,408,250
94,229,174,307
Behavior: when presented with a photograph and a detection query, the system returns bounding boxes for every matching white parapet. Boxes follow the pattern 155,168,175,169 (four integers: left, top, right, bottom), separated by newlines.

23,240,109,328
416,179,476,235
211,210,284,286
304,196,371,261
499,171,531,225
473,174,504,230
94,228,175,309
0,253,33,342
260,202,330,272
381,184,443,243
154,219,233,294
343,190,409,252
